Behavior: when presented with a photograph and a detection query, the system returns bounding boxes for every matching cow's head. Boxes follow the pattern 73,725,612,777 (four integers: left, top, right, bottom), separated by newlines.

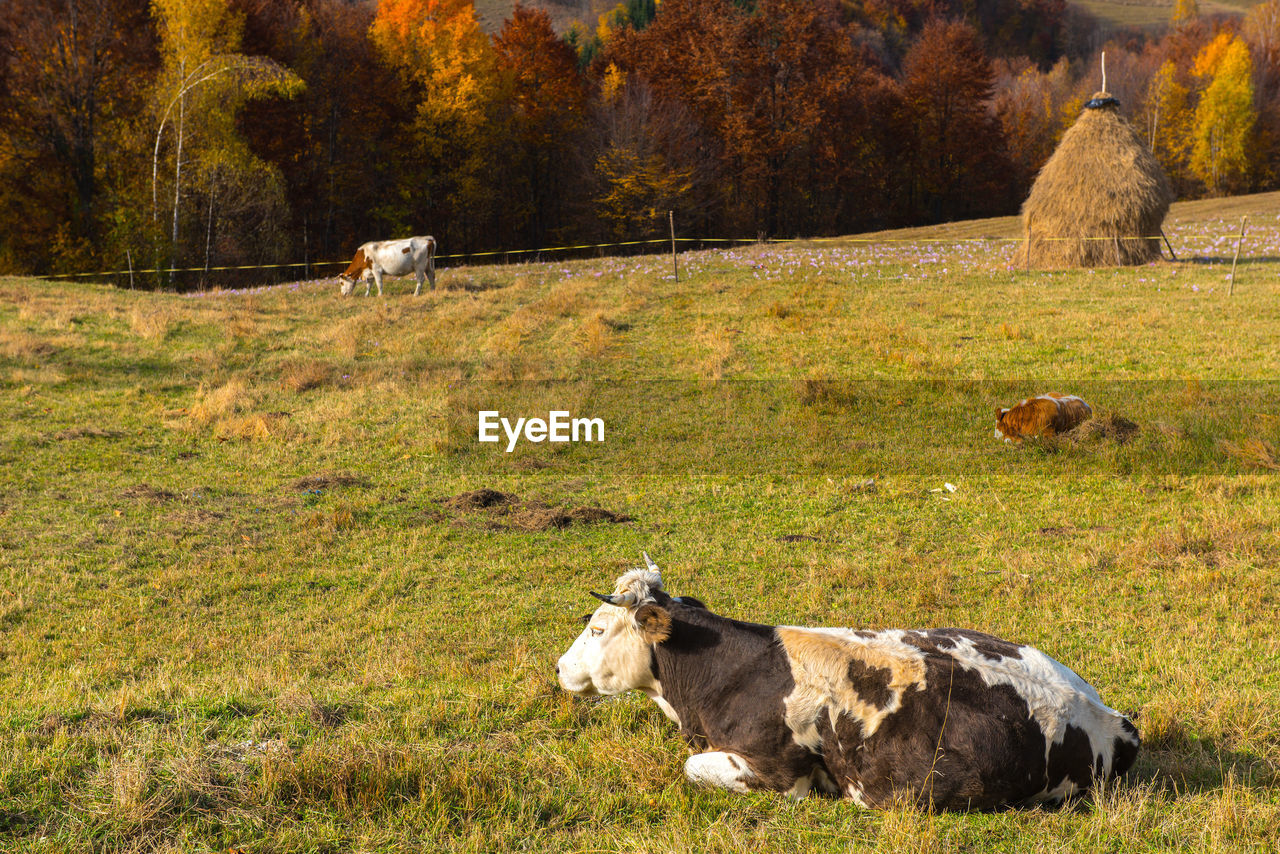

338,275,355,296
557,554,673,696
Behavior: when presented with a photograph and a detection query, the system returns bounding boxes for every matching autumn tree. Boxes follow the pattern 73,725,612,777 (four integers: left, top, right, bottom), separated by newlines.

1145,59,1196,191
899,17,1011,223
1191,34,1256,194
1245,0,1280,186
612,0,881,237
232,0,406,264
493,4,588,246
993,56,1075,199
150,0,301,281
371,0,503,251
0,0,155,272
1172,0,1200,27
586,70,709,240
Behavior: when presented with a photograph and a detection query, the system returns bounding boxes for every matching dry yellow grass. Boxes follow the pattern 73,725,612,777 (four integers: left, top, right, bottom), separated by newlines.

281,359,333,393
577,311,614,357
128,305,176,341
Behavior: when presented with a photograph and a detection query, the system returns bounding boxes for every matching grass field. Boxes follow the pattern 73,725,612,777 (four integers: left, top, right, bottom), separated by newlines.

2,192,1279,852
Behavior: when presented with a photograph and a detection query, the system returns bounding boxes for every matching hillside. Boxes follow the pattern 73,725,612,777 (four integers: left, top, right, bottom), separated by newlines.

1074,0,1254,29
475,0,609,31
476,0,1260,32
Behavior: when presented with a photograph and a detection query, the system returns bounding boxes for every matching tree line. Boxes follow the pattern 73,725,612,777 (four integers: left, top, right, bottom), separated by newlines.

1,0,1278,286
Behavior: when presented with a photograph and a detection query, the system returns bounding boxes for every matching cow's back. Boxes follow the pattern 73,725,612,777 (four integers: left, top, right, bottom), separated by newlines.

777,626,1138,809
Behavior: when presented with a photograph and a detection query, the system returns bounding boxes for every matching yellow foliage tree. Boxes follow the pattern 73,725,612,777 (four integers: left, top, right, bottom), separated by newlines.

370,0,504,245
594,144,693,240
1147,60,1195,186
1192,30,1234,77
370,0,496,132
1190,37,1256,193
151,0,301,275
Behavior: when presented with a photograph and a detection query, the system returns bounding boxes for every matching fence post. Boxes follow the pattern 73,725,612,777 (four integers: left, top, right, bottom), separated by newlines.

669,210,678,283
1228,216,1248,297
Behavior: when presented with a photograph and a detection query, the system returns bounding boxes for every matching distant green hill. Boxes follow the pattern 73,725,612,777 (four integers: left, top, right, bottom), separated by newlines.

1073,0,1255,31
474,0,1261,36
474,0,611,33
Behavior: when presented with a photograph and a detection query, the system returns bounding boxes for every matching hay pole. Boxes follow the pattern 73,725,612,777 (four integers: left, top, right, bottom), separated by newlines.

1228,215,1248,297
1160,228,1177,261
1101,51,1107,92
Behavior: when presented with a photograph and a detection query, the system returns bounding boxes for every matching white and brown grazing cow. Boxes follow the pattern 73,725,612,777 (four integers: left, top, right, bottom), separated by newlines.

339,235,437,296
557,557,1139,810
995,393,1092,442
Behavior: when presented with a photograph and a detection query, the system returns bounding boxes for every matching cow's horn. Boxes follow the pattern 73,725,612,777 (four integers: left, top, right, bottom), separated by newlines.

643,552,659,572
591,590,638,607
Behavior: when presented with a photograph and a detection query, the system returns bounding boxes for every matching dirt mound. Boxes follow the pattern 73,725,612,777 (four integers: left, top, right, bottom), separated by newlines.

566,507,629,524
1066,414,1140,444
120,483,177,502
439,490,631,532
51,426,123,441
292,471,371,491
444,488,519,510
776,534,821,543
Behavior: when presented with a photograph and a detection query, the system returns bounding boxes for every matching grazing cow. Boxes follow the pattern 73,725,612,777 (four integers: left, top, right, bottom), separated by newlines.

557,557,1139,810
995,393,1092,443
339,235,437,296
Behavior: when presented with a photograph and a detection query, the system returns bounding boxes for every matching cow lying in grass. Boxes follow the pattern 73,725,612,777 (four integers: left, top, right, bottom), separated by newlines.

995,393,1092,442
557,556,1139,810
339,235,437,296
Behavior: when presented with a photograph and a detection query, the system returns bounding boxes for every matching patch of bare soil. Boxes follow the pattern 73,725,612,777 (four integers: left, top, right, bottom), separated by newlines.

1066,413,1141,444
291,471,371,491
120,483,177,502
443,488,518,510
438,489,631,532
51,426,123,440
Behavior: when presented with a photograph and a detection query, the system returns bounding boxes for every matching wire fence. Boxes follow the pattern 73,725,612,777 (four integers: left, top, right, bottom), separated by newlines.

31,218,1269,290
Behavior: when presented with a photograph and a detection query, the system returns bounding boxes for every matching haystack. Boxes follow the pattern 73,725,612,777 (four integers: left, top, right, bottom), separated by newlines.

1019,93,1173,267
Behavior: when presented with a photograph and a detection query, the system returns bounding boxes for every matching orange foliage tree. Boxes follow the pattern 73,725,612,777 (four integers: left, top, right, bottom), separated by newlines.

493,4,588,246
899,17,1011,223
610,0,888,237
371,0,502,249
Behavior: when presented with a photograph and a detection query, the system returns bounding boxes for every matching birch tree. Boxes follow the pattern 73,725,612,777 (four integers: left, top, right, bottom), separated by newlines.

151,0,300,276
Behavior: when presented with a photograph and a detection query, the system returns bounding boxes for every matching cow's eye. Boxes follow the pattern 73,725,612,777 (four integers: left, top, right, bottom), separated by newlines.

589,627,604,637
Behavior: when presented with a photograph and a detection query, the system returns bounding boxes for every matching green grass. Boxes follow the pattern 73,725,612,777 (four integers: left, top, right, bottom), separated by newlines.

2,192,1279,851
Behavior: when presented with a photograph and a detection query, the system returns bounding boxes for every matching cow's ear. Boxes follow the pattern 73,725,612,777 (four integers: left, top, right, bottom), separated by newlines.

634,603,671,643
674,595,707,610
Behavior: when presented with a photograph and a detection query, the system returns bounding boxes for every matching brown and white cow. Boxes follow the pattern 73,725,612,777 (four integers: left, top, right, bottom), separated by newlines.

995,393,1092,443
557,557,1139,810
339,235,437,297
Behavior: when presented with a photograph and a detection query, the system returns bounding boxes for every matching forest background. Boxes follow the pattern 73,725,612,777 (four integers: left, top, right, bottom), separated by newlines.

2,0,1278,285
